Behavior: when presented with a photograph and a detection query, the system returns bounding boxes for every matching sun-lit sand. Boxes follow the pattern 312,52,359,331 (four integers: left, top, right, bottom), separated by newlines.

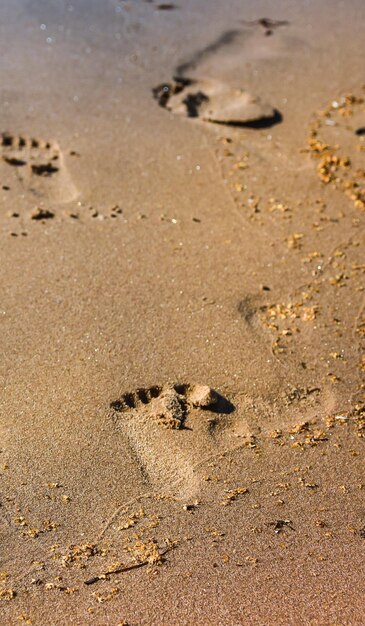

0,0,364,624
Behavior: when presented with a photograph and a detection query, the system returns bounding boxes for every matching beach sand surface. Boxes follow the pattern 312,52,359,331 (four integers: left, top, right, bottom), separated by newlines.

0,1,364,624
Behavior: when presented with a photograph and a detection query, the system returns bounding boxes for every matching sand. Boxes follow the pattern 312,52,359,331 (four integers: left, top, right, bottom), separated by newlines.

0,0,364,624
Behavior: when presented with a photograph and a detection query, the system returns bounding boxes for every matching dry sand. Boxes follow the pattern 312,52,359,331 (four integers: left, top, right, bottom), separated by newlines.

0,0,364,624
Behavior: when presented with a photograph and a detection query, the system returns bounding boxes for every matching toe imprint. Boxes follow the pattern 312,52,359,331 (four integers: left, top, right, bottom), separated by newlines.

0,131,78,206
110,382,219,429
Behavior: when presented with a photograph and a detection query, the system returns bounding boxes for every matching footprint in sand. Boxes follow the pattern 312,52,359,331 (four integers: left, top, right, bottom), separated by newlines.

0,131,78,206
152,22,294,127
153,77,281,127
109,383,251,499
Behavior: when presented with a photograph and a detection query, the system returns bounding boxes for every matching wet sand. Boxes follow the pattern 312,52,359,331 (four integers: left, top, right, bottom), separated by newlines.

0,0,364,624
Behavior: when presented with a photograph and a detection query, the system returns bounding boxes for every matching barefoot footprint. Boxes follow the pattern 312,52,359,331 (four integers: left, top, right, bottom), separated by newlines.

151,23,295,126
109,383,244,499
153,77,280,127
0,131,78,206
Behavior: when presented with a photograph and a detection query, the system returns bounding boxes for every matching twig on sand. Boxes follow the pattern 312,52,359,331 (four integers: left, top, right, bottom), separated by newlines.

84,546,174,585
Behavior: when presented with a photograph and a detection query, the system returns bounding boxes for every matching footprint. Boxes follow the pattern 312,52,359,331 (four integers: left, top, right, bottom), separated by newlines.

153,77,281,127
0,131,78,206
109,383,242,499
151,19,308,127
152,20,293,127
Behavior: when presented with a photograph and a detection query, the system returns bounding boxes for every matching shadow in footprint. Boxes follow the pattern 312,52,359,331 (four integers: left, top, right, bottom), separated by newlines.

205,392,235,415
31,162,59,176
220,108,283,129
184,91,209,117
3,156,27,167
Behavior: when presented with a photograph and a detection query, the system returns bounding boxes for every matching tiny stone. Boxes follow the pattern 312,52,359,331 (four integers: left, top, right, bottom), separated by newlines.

183,502,199,511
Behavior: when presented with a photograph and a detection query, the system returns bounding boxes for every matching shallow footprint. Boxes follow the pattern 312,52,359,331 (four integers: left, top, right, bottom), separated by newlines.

0,132,78,206
153,77,280,127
